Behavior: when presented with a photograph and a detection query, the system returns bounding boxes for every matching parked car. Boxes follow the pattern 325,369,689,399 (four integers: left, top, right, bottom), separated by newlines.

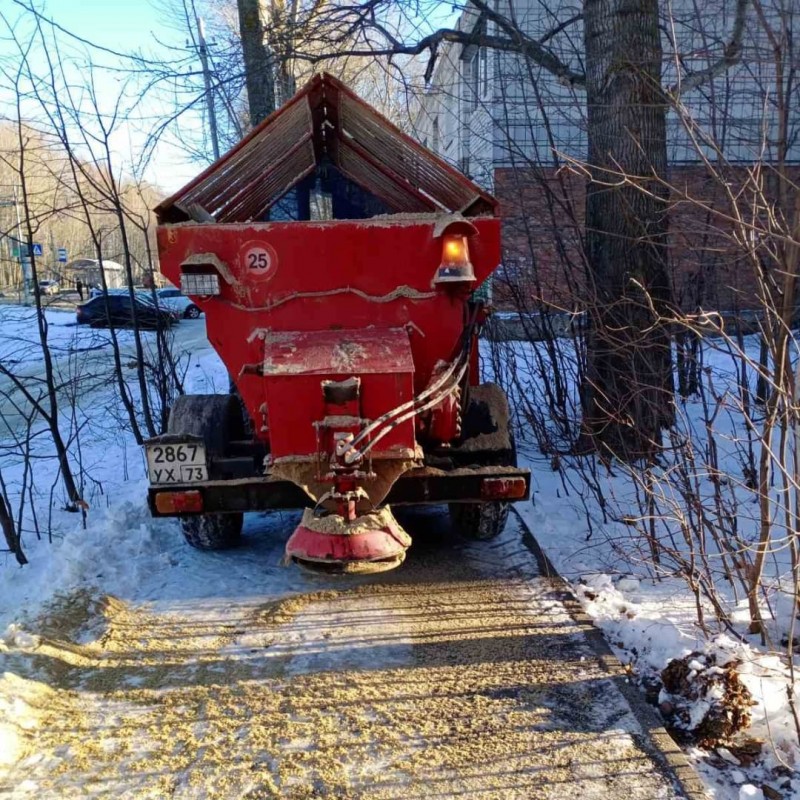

76,292,178,329
36,280,60,296
154,287,202,319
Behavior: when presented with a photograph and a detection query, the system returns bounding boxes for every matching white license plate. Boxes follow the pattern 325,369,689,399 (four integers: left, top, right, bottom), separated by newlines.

146,442,208,485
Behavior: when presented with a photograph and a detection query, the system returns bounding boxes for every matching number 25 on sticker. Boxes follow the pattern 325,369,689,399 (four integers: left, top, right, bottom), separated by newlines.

240,241,276,280
248,249,269,270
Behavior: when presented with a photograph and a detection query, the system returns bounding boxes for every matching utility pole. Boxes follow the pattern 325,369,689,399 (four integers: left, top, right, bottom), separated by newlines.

196,17,220,161
49,228,56,279
13,186,31,306
0,187,29,305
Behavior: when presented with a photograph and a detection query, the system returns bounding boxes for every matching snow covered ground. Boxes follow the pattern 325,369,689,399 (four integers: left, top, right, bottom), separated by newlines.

518,466,800,800
0,512,686,799
0,307,797,798
492,332,800,800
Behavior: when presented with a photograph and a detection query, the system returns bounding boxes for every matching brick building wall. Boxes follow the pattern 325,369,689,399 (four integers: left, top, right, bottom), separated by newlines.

492,165,798,313
492,167,586,311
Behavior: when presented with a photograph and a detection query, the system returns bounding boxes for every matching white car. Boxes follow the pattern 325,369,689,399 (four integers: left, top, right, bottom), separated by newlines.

37,280,60,296
154,287,202,319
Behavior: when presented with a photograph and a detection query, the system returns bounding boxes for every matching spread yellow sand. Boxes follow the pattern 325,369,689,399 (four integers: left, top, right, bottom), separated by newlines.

0,516,678,799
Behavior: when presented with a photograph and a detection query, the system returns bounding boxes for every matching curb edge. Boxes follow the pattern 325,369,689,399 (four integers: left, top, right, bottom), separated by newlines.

511,506,710,800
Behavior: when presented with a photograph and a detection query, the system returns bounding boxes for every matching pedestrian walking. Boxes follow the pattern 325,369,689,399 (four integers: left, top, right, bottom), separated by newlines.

76,278,83,300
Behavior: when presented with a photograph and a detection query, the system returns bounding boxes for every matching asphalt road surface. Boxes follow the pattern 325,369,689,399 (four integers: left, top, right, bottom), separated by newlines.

1,511,682,799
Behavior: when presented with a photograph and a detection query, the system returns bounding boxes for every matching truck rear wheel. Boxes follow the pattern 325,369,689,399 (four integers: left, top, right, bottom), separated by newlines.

450,501,510,541
449,383,516,542
181,512,243,551
168,394,245,551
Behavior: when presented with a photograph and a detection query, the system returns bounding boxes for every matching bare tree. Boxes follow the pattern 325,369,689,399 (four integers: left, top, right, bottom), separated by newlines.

0,468,27,566
237,0,277,125
279,0,750,459
2,72,82,506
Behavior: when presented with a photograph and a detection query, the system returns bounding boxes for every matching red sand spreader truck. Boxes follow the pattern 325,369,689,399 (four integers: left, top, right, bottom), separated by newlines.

146,74,530,573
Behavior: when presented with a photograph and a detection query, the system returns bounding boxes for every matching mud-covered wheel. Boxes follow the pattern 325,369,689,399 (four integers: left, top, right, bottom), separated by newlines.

168,394,245,551
180,512,243,550
449,382,516,541
450,501,510,541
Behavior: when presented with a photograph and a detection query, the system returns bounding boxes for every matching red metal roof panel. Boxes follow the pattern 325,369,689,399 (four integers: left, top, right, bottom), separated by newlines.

155,73,497,224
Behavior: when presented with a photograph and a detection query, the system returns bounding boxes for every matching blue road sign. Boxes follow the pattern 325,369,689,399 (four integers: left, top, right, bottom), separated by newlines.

31,243,43,257
57,247,67,263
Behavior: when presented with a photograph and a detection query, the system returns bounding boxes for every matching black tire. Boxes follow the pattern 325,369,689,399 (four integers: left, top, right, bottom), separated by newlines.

168,394,245,456
450,501,510,541
449,383,516,541
168,394,245,551
181,512,243,551
184,304,201,319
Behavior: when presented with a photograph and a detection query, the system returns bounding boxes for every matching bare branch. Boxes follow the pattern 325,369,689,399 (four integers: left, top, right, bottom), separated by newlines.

670,0,750,95
293,0,586,87
467,0,584,85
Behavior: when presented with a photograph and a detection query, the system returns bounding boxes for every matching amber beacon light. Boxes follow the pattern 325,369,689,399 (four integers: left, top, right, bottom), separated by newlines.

436,232,475,283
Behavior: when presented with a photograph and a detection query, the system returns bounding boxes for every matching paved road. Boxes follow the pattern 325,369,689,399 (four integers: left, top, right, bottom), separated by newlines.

1,512,682,799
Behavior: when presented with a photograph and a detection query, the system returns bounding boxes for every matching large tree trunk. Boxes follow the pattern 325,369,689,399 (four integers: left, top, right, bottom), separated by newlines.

237,0,275,127
583,0,674,460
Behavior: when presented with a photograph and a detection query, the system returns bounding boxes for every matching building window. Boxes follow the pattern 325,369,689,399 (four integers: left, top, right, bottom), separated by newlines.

464,23,489,109
469,52,480,109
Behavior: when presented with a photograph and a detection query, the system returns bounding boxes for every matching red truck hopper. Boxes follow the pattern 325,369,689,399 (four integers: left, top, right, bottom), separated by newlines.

147,73,530,573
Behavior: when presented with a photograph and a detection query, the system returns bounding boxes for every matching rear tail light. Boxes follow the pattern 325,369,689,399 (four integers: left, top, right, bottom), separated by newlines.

154,490,203,514
480,476,528,501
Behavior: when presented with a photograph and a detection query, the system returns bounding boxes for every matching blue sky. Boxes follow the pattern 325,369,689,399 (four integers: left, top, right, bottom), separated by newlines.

3,0,446,196
49,0,176,51
2,0,214,195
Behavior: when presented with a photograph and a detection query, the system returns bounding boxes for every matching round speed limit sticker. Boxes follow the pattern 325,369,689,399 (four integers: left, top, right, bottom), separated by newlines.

239,241,277,281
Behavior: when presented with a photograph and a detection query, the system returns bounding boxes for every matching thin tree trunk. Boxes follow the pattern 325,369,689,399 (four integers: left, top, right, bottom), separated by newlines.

0,473,27,566
15,120,81,504
237,0,275,127
748,199,800,635
583,0,673,460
